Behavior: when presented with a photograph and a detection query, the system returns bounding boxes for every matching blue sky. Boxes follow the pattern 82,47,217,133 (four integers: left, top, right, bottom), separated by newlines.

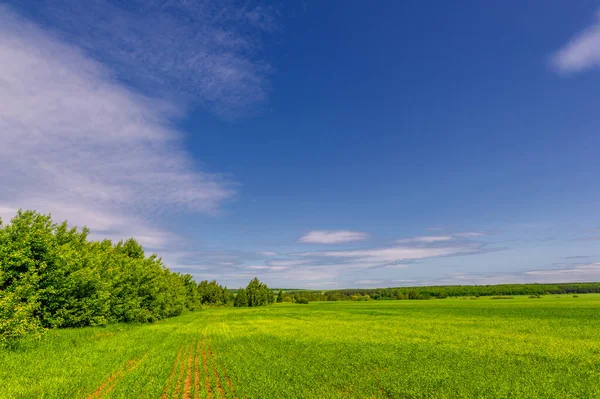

1,1,600,288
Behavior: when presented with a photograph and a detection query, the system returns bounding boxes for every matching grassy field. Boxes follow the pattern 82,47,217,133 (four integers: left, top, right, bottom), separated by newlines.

1,295,600,398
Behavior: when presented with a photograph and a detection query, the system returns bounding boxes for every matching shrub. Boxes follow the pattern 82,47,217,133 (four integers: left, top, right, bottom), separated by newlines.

295,297,309,304
0,290,44,346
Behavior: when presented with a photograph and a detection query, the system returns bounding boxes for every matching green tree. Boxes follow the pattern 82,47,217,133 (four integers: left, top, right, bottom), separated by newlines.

234,288,248,307
246,277,270,307
276,289,284,303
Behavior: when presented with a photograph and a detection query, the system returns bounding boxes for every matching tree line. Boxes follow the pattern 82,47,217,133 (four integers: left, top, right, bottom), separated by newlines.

284,282,600,302
0,210,271,344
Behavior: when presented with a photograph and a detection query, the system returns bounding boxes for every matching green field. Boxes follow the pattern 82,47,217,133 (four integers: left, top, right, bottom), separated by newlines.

2,295,600,399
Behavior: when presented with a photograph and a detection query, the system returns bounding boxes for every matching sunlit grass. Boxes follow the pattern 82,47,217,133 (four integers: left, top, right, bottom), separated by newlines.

1,295,600,398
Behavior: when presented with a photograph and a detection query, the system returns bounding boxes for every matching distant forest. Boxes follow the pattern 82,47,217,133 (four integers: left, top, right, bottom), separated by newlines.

280,282,600,302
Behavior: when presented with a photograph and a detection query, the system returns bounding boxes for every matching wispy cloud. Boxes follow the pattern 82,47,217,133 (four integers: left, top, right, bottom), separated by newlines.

0,6,235,249
397,235,453,244
261,239,496,285
417,262,600,286
12,0,274,116
247,265,288,271
551,9,600,74
397,232,485,244
526,263,600,280
301,245,483,268
219,231,499,287
299,230,369,244
454,232,486,237
161,249,265,272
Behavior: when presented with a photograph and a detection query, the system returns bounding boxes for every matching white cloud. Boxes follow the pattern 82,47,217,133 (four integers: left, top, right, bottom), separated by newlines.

202,238,496,288
0,6,234,249
307,246,470,265
396,232,486,245
454,232,485,237
259,251,277,257
416,262,600,286
397,235,453,243
383,265,409,269
299,230,369,244
526,263,600,280
552,10,600,73
233,237,495,287
246,265,288,271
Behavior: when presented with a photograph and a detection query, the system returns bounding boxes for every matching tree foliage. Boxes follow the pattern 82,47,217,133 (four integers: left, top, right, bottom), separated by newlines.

0,210,252,345
233,278,274,307
234,288,248,307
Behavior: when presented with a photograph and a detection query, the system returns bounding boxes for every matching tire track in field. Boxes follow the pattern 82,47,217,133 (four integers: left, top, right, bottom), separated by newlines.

163,337,235,399
206,336,237,399
208,343,225,399
204,337,237,399
174,345,190,399
162,346,185,399
87,357,143,399
202,338,214,399
214,355,237,399
194,340,201,399
183,343,194,399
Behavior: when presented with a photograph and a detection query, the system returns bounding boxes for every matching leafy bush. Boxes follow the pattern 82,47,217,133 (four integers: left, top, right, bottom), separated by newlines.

0,289,44,345
295,297,309,304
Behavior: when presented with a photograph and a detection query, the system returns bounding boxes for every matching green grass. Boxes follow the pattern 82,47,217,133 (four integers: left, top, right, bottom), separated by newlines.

2,295,600,398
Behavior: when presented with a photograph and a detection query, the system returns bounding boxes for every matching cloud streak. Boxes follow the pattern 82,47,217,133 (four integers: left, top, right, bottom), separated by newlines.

552,9,600,74
299,230,369,244
424,262,600,286
397,236,453,243
0,6,234,248
525,263,600,280
232,236,497,288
